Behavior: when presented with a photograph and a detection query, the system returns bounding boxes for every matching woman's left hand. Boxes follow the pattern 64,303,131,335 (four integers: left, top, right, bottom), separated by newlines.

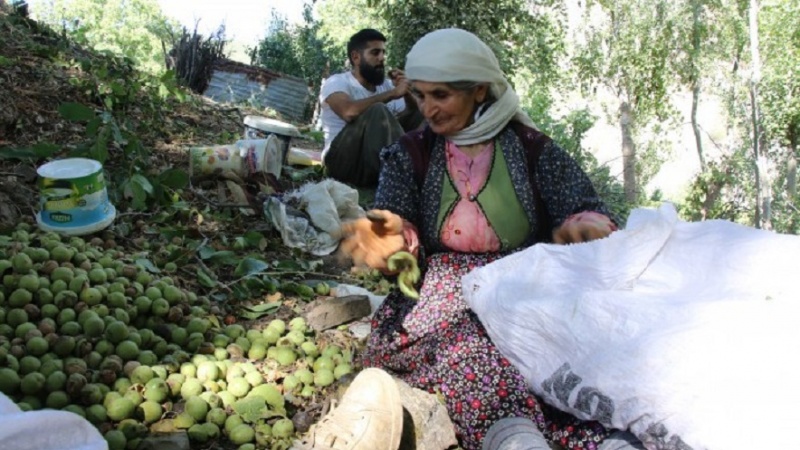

552,212,617,244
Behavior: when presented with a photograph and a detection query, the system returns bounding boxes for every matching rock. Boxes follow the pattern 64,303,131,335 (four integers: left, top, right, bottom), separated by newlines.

0,191,19,227
136,431,190,450
396,379,457,450
305,295,371,331
348,319,372,340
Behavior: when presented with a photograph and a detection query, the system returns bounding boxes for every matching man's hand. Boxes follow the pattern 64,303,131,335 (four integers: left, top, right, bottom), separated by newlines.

389,69,410,99
552,212,617,245
388,68,404,83
338,209,406,271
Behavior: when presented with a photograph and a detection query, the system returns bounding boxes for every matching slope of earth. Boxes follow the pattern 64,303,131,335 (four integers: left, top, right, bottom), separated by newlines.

0,8,400,450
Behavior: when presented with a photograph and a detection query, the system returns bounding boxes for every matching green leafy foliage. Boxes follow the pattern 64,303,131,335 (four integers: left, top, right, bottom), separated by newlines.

135,258,161,274
238,302,281,320
759,0,800,155
0,143,60,161
250,5,344,118
526,96,632,222
58,102,95,121
232,397,268,424
367,0,565,83
674,0,800,230
316,0,385,54
681,151,754,224
124,174,154,210
574,0,685,203
49,49,189,210
31,0,180,74
234,258,270,278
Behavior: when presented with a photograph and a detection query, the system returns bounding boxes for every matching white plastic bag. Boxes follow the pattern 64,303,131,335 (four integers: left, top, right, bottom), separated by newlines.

264,179,364,255
462,203,800,450
0,392,107,450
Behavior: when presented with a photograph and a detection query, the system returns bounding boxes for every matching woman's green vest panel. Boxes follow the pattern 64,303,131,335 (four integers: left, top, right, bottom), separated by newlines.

436,142,531,251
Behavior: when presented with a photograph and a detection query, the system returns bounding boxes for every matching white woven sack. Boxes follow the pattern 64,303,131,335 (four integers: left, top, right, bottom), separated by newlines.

463,203,800,450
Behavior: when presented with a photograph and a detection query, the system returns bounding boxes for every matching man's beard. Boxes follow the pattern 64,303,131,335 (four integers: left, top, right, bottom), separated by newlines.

360,60,385,86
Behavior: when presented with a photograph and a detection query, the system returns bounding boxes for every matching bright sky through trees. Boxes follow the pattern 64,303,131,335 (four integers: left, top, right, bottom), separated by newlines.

155,0,309,43
28,0,309,44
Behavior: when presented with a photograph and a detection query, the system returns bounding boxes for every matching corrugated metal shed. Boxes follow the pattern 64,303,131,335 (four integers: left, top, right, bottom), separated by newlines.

203,59,310,122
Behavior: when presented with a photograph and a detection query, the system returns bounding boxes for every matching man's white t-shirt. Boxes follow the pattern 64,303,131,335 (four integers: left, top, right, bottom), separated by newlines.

319,71,406,158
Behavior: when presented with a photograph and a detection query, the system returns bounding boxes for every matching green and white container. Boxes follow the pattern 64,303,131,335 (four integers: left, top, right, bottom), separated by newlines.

36,158,116,235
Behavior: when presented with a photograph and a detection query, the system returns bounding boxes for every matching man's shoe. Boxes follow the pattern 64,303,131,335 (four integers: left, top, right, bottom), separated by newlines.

292,368,402,450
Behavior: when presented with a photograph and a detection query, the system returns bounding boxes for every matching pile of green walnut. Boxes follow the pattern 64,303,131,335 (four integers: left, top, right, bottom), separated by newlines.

0,225,354,450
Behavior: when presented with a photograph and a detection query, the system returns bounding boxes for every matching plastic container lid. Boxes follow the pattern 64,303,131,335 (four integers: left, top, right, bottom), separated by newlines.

243,115,302,138
37,158,102,178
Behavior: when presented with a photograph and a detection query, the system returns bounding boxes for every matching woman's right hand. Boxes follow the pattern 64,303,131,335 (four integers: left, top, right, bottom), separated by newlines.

338,209,406,271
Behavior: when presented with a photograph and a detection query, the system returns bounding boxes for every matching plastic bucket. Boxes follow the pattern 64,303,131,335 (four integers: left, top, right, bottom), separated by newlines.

237,136,283,178
36,158,116,235
188,144,242,178
242,115,301,165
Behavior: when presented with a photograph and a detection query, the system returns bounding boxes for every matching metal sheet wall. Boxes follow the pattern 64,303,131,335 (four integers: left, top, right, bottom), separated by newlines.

204,70,310,122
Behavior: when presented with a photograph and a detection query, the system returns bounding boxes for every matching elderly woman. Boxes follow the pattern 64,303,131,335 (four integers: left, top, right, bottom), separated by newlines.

293,29,635,450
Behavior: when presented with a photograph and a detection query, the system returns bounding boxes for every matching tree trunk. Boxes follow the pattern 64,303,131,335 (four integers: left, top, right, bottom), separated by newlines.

702,164,730,221
690,0,705,171
749,0,770,229
788,125,799,198
620,100,637,203
691,82,705,171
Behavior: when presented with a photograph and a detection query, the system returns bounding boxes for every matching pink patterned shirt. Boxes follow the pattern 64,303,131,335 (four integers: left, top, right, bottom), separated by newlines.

441,140,502,253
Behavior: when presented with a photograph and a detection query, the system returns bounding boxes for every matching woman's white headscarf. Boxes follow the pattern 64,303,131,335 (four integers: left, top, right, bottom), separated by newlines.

404,28,536,145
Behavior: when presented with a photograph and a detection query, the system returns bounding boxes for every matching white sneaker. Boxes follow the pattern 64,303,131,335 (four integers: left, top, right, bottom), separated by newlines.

292,368,403,450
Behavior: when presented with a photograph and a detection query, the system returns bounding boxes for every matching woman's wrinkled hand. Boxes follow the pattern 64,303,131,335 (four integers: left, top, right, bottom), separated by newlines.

552,212,617,245
338,209,406,271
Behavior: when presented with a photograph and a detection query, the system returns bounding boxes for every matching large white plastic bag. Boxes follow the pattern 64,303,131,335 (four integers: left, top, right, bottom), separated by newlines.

0,392,107,450
462,203,800,450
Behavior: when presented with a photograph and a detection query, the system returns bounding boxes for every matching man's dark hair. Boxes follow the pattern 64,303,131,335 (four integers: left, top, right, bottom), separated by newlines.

347,29,387,65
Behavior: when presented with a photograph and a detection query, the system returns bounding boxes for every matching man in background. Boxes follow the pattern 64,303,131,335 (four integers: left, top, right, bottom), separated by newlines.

319,28,421,187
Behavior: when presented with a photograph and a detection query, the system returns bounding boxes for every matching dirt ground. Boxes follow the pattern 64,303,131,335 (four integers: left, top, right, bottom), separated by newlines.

0,10,325,230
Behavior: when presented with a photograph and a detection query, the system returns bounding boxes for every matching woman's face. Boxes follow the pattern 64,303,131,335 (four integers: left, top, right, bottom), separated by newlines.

410,81,488,136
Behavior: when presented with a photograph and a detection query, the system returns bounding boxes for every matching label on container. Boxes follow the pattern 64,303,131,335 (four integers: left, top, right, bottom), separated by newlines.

189,145,242,176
